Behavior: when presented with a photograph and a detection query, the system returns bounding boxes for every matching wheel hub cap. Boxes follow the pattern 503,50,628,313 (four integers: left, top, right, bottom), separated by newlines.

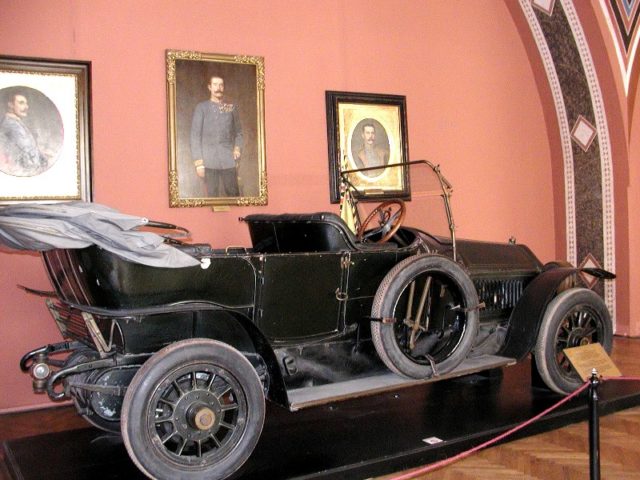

567,327,591,347
192,406,216,431
174,390,221,441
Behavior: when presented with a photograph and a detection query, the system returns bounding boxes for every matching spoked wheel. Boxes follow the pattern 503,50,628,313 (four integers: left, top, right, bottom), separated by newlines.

535,288,613,395
371,255,479,378
121,339,265,480
358,199,406,243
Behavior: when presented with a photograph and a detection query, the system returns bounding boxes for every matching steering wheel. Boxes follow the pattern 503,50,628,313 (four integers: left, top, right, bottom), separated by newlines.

357,199,406,243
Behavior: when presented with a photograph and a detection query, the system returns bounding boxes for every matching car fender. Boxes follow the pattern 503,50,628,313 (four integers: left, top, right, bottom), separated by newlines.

498,267,614,360
59,299,289,407
196,308,288,407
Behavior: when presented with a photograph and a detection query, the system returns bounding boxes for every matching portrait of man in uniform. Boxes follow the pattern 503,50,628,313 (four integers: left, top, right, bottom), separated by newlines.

0,87,63,178
350,119,390,177
326,90,409,203
0,56,91,205
190,75,244,197
167,51,266,207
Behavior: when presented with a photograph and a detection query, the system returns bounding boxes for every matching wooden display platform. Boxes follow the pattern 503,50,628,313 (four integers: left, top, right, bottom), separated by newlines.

4,358,640,480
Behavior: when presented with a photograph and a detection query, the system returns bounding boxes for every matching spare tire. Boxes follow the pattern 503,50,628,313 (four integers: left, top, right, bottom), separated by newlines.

371,254,479,378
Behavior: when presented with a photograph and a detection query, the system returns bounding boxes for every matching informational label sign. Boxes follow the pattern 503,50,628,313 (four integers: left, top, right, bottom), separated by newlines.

563,343,622,380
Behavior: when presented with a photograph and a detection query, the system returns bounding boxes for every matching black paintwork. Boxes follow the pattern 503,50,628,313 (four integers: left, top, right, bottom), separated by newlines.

19,162,613,415
14,161,617,480
32,207,551,408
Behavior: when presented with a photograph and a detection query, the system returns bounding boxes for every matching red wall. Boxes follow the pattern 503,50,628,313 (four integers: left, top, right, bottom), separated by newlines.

629,76,640,336
0,0,555,411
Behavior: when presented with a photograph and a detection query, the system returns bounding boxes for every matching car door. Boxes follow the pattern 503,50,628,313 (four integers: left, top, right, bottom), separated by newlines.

256,252,346,341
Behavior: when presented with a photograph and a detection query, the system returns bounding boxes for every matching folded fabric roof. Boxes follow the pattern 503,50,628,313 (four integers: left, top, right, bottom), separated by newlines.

0,201,200,268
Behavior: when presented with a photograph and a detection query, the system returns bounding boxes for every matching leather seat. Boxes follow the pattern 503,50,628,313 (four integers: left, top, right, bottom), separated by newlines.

242,212,395,253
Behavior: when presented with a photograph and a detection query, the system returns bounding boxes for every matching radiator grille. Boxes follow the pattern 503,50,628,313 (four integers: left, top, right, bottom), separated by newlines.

474,278,524,315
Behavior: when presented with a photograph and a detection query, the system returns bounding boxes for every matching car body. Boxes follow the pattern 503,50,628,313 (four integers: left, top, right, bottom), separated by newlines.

17,161,614,480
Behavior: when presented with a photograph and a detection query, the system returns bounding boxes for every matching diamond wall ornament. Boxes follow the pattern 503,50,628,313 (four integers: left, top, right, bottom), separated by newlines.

579,253,602,289
571,115,597,152
532,0,556,16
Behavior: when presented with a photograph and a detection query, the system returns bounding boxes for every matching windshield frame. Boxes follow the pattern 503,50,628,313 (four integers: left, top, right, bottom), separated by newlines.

340,160,457,261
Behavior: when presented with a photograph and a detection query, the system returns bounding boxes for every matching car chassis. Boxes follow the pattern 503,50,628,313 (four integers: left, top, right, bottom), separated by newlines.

15,160,615,480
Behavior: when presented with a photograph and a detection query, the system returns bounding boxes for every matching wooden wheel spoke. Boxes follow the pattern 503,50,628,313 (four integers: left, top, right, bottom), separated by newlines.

172,380,184,396
154,413,173,424
219,420,235,431
175,437,188,456
206,372,216,390
161,430,178,445
158,397,176,408
216,385,232,400
577,310,589,327
220,402,239,412
209,433,222,448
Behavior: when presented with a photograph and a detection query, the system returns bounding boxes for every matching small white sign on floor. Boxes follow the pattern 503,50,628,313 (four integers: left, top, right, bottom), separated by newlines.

422,436,443,445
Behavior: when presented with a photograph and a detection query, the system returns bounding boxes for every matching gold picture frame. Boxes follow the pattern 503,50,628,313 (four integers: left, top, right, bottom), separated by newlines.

167,50,267,207
326,91,409,203
0,55,92,204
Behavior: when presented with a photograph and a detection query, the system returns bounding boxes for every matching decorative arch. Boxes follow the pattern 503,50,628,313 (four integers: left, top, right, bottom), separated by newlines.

519,0,617,328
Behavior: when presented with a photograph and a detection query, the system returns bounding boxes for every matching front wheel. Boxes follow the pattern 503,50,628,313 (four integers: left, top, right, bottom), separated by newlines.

534,288,613,395
121,339,265,480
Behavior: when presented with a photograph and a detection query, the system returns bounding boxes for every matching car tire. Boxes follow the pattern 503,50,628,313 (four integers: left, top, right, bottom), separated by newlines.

371,254,480,378
121,338,265,480
534,288,613,395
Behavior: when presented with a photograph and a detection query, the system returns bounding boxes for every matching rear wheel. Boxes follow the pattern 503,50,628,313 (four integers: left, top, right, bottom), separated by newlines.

371,255,479,378
534,288,613,395
121,339,265,480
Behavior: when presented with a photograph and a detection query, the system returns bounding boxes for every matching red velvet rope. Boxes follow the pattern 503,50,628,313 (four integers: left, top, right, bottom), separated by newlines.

390,375,640,480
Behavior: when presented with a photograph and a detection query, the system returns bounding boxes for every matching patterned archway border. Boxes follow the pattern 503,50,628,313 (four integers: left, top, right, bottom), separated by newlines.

598,0,640,95
519,0,617,328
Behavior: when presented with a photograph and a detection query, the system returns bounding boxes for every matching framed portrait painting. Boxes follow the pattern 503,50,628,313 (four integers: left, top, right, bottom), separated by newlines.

326,91,409,203
0,56,92,204
167,50,267,208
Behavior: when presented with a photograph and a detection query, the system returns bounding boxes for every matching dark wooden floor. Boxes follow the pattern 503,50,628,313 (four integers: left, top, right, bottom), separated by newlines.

378,336,640,480
1,336,639,480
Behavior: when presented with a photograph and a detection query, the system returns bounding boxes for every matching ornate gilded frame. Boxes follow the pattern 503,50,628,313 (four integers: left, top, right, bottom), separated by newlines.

167,50,267,207
326,91,409,203
0,55,92,204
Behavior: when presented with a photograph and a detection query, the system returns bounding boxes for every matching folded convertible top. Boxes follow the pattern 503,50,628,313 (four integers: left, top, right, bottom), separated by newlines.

0,202,200,268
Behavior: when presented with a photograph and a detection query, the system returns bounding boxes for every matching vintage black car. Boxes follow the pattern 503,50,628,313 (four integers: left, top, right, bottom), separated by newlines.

16,161,614,480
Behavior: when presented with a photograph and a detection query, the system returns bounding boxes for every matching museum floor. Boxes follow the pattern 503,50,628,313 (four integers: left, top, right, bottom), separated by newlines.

1,336,640,480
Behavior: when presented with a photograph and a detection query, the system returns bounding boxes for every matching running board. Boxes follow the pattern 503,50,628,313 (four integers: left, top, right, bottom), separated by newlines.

287,355,517,411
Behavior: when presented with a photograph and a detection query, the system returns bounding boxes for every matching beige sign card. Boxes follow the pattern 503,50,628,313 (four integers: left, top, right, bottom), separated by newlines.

564,343,622,380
